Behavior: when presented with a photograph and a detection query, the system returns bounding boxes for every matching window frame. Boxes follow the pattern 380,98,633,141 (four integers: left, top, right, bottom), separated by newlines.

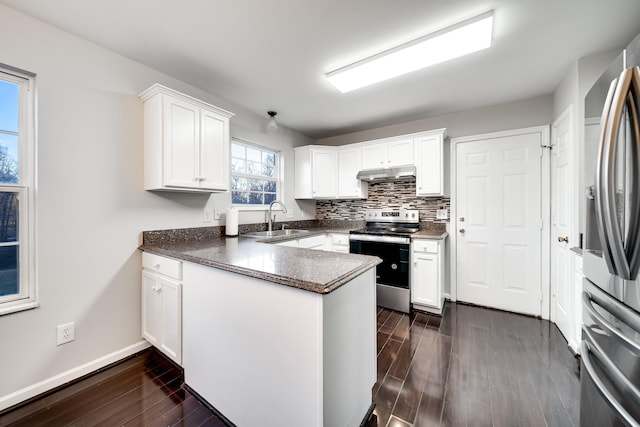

230,138,282,210
0,64,37,316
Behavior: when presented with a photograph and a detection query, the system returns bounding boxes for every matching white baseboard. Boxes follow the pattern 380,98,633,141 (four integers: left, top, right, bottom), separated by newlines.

0,340,151,412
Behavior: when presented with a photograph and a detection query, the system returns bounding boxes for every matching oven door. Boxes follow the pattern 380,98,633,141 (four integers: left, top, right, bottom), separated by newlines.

349,237,409,289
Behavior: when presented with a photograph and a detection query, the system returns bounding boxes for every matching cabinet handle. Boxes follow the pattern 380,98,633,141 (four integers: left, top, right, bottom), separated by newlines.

153,263,160,270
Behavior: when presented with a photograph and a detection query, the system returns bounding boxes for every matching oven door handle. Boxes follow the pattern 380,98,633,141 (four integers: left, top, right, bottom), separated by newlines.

581,335,640,427
349,234,410,244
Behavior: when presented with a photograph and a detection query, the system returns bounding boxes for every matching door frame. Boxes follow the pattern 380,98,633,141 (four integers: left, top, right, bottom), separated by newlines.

449,125,551,319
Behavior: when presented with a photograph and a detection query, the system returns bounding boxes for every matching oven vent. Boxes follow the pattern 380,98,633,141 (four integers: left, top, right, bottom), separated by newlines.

356,165,416,182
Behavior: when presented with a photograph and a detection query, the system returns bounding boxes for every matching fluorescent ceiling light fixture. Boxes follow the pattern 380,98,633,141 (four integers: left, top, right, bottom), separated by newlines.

326,11,494,93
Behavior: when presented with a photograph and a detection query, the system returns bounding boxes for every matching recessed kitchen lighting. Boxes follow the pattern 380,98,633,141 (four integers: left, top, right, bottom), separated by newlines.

326,11,494,93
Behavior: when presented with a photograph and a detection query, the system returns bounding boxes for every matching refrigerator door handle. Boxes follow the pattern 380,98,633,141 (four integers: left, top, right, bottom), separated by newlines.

581,338,640,427
596,67,640,280
624,67,640,280
595,77,623,277
583,290,640,355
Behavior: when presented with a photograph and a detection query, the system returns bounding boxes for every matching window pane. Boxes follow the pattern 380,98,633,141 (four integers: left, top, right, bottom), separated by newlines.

262,152,275,177
231,158,245,174
247,178,264,192
231,143,245,158
232,191,249,204
231,177,248,191
0,134,19,184
0,245,18,297
0,80,19,133
264,193,276,204
248,192,263,204
264,181,276,192
0,192,18,242
246,161,261,175
246,146,261,163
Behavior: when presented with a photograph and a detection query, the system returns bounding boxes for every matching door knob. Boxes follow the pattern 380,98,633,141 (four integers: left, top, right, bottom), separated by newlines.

558,236,569,243
459,228,465,234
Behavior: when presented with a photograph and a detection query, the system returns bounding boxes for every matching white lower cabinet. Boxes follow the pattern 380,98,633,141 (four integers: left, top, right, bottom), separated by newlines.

411,238,445,314
142,252,183,364
329,233,350,253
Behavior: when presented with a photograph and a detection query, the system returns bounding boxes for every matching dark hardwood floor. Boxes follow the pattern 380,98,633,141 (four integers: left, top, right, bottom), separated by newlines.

0,302,580,427
371,302,581,427
0,349,226,427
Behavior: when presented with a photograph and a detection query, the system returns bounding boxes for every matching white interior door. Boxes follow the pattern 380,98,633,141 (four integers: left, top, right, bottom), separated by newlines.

550,107,574,342
456,130,543,316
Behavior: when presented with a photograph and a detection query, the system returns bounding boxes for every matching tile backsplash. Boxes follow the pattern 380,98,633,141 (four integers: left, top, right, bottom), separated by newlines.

316,179,450,223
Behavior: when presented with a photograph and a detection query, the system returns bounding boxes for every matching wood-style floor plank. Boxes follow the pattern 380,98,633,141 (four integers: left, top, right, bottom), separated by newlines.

0,349,226,427
372,302,580,426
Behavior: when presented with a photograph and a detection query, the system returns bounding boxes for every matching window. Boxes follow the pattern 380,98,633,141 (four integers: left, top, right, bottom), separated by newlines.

0,65,36,315
230,139,280,207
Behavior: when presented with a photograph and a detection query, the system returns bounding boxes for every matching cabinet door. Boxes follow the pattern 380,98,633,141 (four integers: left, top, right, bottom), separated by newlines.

388,138,414,167
415,135,443,196
312,149,338,198
199,108,228,191
163,96,199,188
142,271,161,346
338,148,366,198
412,253,440,307
159,278,182,364
362,143,387,169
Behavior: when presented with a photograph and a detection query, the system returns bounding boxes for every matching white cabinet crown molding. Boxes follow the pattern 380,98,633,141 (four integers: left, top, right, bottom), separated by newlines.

139,83,235,119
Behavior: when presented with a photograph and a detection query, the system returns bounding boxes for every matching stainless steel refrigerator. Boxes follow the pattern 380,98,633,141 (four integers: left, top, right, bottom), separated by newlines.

582,32,640,427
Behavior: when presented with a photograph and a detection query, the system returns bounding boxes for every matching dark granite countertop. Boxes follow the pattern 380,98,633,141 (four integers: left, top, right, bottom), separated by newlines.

139,224,381,295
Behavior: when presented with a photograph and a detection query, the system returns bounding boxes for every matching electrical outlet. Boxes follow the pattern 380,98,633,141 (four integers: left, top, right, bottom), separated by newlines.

57,322,75,345
203,209,213,223
213,209,221,220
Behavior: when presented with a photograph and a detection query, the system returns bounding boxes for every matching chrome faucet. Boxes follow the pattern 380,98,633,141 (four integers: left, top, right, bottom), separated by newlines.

268,200,288,231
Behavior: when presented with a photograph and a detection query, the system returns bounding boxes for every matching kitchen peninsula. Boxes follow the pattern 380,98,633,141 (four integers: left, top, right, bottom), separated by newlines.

139,226,381,427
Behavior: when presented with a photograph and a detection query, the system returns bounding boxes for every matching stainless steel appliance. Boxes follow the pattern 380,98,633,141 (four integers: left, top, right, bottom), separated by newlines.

349,209,419,313
582,32,640,427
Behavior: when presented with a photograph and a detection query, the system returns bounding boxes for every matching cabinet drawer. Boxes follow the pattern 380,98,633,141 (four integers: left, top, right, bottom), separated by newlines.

142,252,182,280
332,234,349,246
298,234,327,249
412,240,439,254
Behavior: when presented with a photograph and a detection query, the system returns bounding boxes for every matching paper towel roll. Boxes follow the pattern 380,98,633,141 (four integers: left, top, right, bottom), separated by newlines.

226,207,239,236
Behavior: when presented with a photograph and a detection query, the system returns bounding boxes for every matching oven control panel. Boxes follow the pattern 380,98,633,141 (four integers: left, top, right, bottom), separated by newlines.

364,209,419,223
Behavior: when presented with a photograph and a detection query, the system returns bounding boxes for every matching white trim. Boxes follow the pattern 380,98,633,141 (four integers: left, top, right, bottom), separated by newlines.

0,341,151,412
450,125,551,319
0,66,37,316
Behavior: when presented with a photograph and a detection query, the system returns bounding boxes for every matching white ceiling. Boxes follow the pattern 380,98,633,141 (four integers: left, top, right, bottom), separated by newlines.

2,0,640,139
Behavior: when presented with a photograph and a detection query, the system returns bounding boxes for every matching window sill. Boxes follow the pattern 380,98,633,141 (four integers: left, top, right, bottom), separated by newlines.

0,300,39,316
232,205,285,212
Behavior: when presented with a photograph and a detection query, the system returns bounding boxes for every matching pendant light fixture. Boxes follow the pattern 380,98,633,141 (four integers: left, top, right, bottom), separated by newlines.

267,111,278,129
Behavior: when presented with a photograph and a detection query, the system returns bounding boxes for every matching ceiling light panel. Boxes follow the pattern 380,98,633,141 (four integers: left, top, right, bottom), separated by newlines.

326,11,494,93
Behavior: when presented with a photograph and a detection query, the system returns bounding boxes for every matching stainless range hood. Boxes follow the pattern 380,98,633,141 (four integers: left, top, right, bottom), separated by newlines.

356,165,416,182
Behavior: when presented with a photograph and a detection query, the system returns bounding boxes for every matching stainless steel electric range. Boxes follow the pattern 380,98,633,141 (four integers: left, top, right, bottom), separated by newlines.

349,209,419,313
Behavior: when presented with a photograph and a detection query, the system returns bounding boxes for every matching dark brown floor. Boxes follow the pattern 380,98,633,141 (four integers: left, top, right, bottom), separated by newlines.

371,302,581,427
0,302,580,427
0,349,226,427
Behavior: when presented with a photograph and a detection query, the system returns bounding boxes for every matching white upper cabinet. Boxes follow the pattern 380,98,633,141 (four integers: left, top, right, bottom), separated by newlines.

294,129,447,200
414,130,448,197
294,146,338,199
338,147,368,199
362,138,414,169
140,84,234,192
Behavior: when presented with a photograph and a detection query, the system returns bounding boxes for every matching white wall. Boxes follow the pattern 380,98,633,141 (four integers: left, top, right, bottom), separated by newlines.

0,4,313,406
316,95,553,146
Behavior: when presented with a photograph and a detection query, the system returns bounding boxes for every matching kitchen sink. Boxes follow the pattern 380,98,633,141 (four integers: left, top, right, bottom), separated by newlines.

242,229,310,238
